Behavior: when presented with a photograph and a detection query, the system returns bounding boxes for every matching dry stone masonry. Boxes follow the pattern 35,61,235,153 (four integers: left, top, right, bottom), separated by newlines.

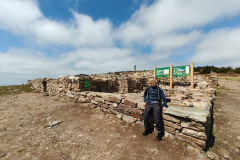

28,71,217,152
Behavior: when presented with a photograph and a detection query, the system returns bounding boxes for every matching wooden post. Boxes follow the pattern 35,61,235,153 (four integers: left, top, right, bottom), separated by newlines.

191,62,194,89
170,64,173,89
154,67,156,79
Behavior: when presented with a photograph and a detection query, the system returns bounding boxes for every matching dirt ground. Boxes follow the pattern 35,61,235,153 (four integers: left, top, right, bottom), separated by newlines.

210,78,240,160
0,76,240,160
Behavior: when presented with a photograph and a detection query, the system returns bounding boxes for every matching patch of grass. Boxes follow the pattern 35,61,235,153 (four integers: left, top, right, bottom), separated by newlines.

17,148,25,153
0,85,33,97
43,125,49,128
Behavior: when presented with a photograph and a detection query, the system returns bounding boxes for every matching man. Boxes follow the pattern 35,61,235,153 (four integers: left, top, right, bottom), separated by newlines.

142,79,168,141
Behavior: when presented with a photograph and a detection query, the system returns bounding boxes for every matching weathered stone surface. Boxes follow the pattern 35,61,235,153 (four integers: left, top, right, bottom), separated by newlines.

129,108,141,114
66,91,74,98
183,101,193,107
124,99,137,108
181,121,205,132
102,95,122,103
122,115,137,123
117,113,123,119
182,128,207,140
113,108,125,114
88,92,100,97
207,151,219,160
192,102,211,110
101,104,109,109
164,120,182,130
197,81,209,89
130,113,143,120
91,100,98,105
164,126,175,135
164,131,175,140
163,114,181,123
118,104,131,111
164,106,209,123
136,121,144,128
175,133,205,147
109,103,118,109
78,96,86,102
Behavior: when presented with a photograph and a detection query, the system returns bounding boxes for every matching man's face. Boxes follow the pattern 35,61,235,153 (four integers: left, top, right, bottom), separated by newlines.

149,81,156,87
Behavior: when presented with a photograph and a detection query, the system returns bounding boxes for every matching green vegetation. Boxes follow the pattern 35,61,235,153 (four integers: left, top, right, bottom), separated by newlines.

17,148,25,153
194,65,235,74
0,85,33,96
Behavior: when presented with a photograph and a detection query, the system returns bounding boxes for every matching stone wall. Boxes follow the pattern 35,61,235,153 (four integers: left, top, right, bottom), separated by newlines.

28,70,217,152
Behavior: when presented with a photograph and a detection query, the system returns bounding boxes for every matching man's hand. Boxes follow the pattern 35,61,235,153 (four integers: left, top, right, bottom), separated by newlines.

162,107,167,111
142,102,146,107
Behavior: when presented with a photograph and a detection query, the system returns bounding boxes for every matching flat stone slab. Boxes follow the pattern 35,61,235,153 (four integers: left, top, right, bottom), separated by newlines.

164,106,209,123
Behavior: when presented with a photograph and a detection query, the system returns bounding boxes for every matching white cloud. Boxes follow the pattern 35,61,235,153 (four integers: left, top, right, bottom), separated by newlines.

116,0,240,48
191,28,240,67
0,0,114,48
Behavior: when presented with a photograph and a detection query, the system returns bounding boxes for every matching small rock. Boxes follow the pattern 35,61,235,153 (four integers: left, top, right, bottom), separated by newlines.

207,151,219,160
48,120,63,127
0,153,6,157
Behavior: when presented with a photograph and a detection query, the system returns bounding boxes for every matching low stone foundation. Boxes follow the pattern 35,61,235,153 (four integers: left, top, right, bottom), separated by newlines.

28,71,217,152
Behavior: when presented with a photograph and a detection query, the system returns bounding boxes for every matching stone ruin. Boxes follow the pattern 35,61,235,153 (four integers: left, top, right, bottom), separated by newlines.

28,70,218,152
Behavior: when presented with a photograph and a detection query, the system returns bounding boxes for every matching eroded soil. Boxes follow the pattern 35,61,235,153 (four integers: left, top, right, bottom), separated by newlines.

0,93,200,160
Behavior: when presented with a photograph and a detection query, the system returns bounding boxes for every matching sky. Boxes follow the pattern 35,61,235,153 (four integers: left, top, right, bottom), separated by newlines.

1,0,240,85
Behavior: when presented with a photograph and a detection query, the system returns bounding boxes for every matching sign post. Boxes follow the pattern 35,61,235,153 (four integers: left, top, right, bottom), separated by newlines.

190,62,194,89
170,64,173,89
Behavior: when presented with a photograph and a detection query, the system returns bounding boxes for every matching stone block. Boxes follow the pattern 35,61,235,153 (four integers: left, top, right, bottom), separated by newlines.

124,99,137,108
192,102,211,110
101,104,109,109
117,113,123,119
114,108,126,114
130,113,144,120
164,106,209,123
137,102,145,110
91,100,98,105
182,128,207,140
175,133,205,147
164,120,182,130
122,115,137,123
163,114,181,123
102,95,122,103
164,131,175,140
129,108,141,114
136,121,144,128
78,96,86,103
74,94,79,100
118,104,131,111
164,126,175,135
181,121,205,132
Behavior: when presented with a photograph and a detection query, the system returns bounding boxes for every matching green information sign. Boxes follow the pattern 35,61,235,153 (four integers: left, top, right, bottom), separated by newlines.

84,80,91,88
156,65,190,77
156,67,170,77
173,65,190,77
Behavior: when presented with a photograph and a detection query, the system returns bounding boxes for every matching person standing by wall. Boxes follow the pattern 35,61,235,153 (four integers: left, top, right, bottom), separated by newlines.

142,79,168,141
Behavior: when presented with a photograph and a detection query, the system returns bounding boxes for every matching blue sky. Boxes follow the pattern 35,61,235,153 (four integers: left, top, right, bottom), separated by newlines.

1,0,240,85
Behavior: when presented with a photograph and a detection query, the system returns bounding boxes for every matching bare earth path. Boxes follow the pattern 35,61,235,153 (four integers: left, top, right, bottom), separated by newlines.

210,79,240,160
0,92,202,160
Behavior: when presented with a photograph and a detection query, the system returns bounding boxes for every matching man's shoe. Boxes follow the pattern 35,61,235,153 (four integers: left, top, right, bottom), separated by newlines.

142,129,151,136
156,133,163,141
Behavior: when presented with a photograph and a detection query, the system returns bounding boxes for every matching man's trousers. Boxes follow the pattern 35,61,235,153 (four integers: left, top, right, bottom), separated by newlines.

143,103,163,132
